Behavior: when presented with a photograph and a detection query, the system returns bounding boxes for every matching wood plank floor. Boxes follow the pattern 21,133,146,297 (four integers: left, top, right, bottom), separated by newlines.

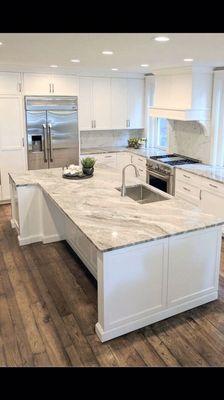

1,204,224,367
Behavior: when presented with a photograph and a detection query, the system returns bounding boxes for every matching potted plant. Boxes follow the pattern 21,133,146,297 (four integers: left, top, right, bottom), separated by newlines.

81,157,96,175
128,137,140,149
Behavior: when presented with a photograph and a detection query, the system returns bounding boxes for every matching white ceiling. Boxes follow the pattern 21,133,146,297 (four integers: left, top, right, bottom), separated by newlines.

0,33,224,76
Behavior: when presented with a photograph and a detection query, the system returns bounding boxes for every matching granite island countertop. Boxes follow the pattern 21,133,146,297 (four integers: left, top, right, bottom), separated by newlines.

81,146,168,159
9,165,224,252
177,163,224,185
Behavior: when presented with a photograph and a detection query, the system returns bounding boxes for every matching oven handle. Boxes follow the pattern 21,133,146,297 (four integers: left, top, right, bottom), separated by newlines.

146,169,170,181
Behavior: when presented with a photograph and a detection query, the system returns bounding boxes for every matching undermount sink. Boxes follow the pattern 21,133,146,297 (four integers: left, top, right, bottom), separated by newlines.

116,184,169,204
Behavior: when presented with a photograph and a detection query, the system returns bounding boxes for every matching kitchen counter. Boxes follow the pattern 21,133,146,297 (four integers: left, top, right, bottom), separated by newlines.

9,164,223,342
81,146,167,159
177,163,224,185
9,164,223,252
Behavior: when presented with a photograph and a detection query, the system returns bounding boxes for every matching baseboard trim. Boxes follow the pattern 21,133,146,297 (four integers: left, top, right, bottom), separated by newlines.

18,233,64,246
95,291,218,342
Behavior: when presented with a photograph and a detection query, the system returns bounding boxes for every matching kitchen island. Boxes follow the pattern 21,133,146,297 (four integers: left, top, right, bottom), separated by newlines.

9,165,224,342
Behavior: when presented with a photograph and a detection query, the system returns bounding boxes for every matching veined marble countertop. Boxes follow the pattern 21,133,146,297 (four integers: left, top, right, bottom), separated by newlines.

9,165,224,252
81,146,167,158
177,163,224,185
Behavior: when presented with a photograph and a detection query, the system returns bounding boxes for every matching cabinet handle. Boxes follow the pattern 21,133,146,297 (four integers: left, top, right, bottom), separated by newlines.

183,186,191,192
94,120,96,128
18,82,22,92
183,174,191,179
52,83,55,93
22,138,24,147
128,119,130,127
104,155,112,158
200,190,202,200
209,183,218,189
49,83,52,93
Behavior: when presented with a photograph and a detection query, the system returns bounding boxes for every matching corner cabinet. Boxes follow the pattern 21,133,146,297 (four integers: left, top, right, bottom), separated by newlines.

78,77,145,131
23,73,79,96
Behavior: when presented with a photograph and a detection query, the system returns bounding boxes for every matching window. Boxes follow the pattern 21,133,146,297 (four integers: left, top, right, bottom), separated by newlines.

157,118,168,149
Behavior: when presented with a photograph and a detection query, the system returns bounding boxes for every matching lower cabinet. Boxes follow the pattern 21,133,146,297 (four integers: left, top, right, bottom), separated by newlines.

175,169,224,233
81,151,147,182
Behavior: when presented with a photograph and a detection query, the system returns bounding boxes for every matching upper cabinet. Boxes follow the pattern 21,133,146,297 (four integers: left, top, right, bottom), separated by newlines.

23,73,78,96
51,75,78,96
79,77,145,131
127,79,144,129
92,78,111,130
0,72,22,95
111,78,128,129
78,77,93,130
149,67,213,122
23,73,53,95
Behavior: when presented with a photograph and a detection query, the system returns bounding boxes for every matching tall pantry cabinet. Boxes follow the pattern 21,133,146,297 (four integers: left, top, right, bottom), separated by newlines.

0,73,26,202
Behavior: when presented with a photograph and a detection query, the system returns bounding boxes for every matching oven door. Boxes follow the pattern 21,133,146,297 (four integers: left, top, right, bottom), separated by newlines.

146,169,172,194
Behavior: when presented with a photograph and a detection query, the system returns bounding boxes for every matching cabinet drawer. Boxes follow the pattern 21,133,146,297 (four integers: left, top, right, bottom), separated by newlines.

201,178,224,197
175,190,200,207
175,180,201,199
131,154,146,167
175,169,201,187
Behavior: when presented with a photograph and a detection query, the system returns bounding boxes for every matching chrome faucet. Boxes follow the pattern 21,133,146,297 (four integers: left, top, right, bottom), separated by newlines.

121,163,139,196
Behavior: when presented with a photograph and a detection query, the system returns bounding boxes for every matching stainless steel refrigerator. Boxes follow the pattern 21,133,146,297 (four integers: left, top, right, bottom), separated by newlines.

25,96,79,170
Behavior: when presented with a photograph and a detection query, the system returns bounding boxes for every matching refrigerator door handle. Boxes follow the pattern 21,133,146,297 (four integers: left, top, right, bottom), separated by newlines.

48,123,53,162
42,124,48,162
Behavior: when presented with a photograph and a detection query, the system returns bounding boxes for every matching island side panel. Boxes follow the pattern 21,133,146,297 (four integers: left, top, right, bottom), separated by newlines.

96,238,169,342
96,226,222,342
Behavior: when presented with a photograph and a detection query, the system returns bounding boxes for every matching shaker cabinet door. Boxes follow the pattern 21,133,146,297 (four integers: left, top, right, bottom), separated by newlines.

127,79,144,129
92,77,111,130
111,78,128,129
23,73,52,95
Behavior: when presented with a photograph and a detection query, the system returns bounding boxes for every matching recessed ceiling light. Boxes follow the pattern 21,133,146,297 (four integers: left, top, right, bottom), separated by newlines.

111,68,118,71
102,50,113,55
71,59,80,63
184,58,194,62
50,64,58,68
0,42,3,46
141,64,149,67
154,36,170,42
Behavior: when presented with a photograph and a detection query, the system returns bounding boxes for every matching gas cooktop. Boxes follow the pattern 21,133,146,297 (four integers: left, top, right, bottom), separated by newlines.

150,154,200,166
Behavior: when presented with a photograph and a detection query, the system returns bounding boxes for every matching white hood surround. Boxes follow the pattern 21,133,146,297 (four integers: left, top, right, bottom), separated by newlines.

149,66,213,135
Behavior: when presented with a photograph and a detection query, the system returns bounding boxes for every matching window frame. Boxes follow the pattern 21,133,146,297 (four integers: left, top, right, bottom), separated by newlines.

155,117,169,150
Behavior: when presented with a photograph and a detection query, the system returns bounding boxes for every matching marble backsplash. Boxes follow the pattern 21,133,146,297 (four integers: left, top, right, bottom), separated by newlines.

168,121,212,163
80,129,144,149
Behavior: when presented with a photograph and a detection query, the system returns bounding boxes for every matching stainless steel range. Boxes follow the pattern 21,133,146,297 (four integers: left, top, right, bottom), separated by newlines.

146,154,200,195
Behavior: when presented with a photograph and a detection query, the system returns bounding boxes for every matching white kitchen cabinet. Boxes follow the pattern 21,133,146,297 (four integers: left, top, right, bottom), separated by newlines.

78,78,93,130
175,169,224,233
0,72,22,95
92,78,111,130
0,150,26,200
79,77,111,131
23,73,53,95
127,79,144,129
51,75,78,96
200,189,224,222
23,73,78,96
111,78,128,129
0,96,26,202
79,77,145,131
